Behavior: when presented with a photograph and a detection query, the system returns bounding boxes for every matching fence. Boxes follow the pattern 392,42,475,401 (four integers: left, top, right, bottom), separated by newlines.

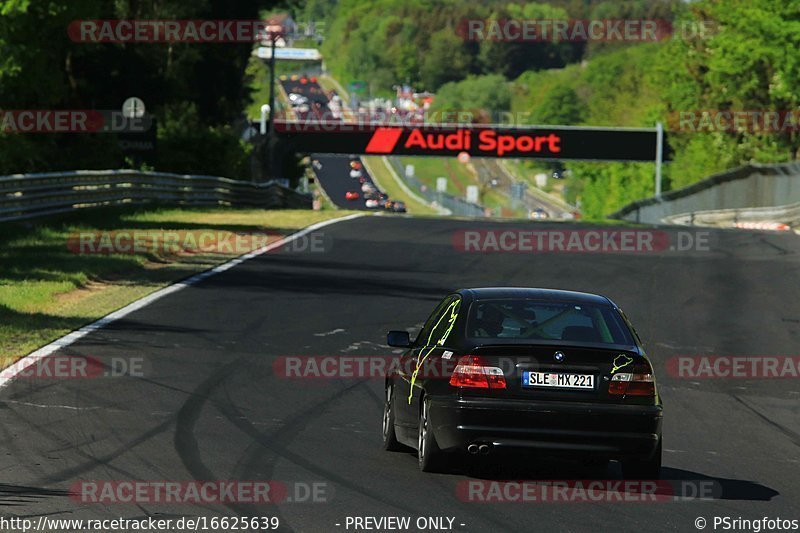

611,162,800,225
386,157,486,217
0,170,312,223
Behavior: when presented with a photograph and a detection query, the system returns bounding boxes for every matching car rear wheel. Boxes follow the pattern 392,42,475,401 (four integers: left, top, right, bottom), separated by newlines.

621,440,662,479
418,398,447,472
382,385,405,451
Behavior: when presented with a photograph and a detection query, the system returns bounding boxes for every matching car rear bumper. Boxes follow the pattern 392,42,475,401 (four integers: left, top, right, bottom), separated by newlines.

428,396,662,458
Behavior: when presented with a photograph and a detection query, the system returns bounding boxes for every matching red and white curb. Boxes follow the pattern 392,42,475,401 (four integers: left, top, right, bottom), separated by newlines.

734,221,791,231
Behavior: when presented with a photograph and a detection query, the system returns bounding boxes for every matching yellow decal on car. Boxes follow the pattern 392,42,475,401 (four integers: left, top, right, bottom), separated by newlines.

408,299,461,404
611,354,634,373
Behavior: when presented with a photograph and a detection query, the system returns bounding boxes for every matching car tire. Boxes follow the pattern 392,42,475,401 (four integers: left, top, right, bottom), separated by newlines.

621,440,662,479
418,398,447,473
382,385,405,452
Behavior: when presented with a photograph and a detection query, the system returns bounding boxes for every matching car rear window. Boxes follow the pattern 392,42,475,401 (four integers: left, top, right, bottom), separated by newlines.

467,299,634,345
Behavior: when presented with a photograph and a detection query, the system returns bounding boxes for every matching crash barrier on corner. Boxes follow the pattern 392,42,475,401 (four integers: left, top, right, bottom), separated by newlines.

662,202,800,230
0,170,312,223
611,162,800,225
386,157,486,217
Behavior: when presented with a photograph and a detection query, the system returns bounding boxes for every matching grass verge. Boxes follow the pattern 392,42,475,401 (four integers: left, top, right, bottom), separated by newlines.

0,206,358,368
398,156,525,216
362,156,439,216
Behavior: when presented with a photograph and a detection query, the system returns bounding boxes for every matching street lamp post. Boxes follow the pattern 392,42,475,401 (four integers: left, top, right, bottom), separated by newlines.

264,26,283,182
267,30,278,139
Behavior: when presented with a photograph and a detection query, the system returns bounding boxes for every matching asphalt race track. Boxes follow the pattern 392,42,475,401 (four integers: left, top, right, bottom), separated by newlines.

1,216,799,532
312,155,381,210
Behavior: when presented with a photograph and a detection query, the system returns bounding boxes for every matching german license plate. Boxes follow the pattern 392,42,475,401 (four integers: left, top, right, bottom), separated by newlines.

522,371,595,389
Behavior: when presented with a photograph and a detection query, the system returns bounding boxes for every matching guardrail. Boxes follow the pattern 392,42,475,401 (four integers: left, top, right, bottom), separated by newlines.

386,157,486,217
0,170,311,223
611,162,800,224
663,202,800,229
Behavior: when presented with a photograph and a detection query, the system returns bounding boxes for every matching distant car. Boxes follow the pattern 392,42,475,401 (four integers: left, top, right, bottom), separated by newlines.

530,208,549,220
350,160,362,170
345,191,360,201
288,93,308,106
391,201,407,213
350,169,363,179
365,198,380,209
359,176,368,184
361,183,375,193
383,287,662,477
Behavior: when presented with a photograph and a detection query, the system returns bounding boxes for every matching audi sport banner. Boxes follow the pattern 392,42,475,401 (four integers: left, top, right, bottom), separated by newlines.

274,121,669,162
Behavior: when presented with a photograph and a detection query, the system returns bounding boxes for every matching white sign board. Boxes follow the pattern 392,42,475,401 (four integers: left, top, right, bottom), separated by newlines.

535,173,548,188
256,47,322,61
436,177,447,193
466,185,479,204
405,165,415,178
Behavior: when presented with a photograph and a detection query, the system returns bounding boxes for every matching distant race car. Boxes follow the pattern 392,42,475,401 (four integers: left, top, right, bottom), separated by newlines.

350,169,363,179
345,191,360,201
350,160,362,170
288,93,308,106
530,208,549,220
361,183,375,193
383,288,662,477
391,201,406,213
365,198,380,209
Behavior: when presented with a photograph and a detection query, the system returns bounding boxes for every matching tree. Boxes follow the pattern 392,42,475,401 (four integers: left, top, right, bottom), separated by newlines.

420,28,472,90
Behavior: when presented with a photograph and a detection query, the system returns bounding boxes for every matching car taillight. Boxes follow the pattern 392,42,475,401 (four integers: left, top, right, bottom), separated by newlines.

609,363,655,396
449,356,506,389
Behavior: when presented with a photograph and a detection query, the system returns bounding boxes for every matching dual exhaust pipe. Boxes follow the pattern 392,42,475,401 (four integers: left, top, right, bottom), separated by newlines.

467,443,491,455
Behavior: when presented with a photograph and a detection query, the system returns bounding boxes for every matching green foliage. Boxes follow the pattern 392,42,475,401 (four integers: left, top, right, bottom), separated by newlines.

420,29,472,90
0,0,268,177
431,75,511,117
654,0,800,185
156,103,252,179
321,0,597,92
530,85,583,125
569,162,655,219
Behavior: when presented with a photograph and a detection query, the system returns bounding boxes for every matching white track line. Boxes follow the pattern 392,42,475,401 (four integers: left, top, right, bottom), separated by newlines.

0,213,365,390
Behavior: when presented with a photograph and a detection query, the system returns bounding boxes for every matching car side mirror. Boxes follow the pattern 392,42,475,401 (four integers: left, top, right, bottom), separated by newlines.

387,330,411,348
